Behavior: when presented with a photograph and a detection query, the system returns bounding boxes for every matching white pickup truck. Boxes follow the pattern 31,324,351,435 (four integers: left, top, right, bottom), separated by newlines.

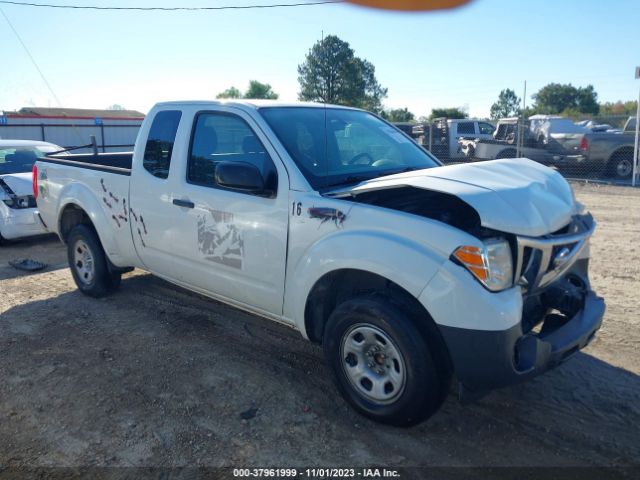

35,100,605,426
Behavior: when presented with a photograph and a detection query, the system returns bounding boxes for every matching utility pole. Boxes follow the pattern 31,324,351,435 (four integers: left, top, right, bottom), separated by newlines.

633,67,640,187
517,81,527,158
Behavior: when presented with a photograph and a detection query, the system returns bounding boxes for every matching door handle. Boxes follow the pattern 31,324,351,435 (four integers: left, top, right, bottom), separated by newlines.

172,198,195,209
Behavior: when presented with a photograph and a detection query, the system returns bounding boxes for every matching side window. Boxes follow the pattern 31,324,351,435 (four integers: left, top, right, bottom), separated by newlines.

188,112,278,195
456,122,475,135
479,122,496,135
143,110,182,179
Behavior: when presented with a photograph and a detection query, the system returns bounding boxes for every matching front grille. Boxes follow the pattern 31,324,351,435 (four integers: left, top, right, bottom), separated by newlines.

515,214,595,294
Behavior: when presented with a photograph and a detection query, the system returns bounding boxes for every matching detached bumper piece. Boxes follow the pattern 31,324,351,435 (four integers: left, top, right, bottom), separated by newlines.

440,259,605,396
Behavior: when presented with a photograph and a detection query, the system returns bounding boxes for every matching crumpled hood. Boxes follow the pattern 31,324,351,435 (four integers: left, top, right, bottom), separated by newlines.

0,172,33,197
335,158,576,237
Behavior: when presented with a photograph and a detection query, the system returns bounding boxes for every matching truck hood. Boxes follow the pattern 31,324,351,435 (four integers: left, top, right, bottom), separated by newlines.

331,158,576,237
0,172,33,197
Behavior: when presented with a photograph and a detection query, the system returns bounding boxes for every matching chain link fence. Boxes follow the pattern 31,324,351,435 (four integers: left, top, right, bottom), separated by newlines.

396,113,638,186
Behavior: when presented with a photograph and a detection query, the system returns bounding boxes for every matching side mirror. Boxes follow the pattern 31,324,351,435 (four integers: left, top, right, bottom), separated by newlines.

215,161,265,194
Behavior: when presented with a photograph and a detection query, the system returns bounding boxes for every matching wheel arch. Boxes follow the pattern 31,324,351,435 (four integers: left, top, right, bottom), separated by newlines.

59,202,95,243
305,268,453,388
53,181,131,265
306,268,450,358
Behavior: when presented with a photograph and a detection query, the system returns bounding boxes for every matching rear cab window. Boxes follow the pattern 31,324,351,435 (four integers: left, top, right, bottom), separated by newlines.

143,110,182,179
456,122,475,135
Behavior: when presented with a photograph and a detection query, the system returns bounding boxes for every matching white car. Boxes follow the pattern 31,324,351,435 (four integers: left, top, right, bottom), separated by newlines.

0,140,62,243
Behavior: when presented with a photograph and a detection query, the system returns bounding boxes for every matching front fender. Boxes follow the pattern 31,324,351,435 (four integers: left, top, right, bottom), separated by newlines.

284,229,446,337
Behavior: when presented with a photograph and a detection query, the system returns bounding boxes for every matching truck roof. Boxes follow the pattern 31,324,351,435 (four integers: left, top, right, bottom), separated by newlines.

154,99,362,111
446,118,488,123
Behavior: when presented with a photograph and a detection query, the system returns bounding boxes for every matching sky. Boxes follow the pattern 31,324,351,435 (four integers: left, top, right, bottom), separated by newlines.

1,0,639,119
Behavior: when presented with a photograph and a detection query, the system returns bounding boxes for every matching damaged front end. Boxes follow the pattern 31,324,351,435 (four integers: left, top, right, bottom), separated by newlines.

326,162,604,397
513,213,603,374
438,213,605,397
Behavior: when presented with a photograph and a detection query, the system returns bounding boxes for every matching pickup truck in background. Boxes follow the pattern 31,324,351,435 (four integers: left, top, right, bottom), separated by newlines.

578,116,637,179
459,117,588,169
35,100,605,426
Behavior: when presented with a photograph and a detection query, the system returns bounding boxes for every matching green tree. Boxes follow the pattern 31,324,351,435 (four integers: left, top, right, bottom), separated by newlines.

216,86,242,99
599,100,637,116
244,80,279,99
489,89,521,119
532,83,599,115
429,107,467,120
575,85,599,115
381,107,415,122
297,35,387,113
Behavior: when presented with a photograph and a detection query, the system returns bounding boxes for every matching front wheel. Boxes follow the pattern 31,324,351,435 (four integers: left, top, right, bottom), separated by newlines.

67,224,121,297
323,295,449,427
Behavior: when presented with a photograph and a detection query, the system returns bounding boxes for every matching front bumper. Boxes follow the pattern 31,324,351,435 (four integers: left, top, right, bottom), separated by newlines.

439,259,605,393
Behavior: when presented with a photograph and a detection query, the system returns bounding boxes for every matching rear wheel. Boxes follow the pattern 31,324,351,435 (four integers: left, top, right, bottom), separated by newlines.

323,295,449,427
607,149,634,180
67,224,121,297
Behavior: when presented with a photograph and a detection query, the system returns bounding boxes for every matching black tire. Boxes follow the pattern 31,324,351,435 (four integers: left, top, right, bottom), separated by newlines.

67,224,121,297
323,295,449,427
607,149,634,180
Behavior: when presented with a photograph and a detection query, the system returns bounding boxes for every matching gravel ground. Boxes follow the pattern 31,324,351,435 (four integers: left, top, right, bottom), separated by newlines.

0,184,639,472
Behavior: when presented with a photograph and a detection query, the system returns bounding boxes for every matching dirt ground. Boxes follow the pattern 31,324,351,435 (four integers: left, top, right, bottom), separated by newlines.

0,183,639,472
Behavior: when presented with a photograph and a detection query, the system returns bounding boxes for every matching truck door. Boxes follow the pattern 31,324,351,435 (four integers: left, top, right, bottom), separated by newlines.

128,109,185,275
160,108,289,316
477,121,496,140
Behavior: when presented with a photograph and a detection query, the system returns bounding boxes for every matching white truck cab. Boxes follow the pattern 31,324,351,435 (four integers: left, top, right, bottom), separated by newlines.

35,101,604,426
418,118,495,160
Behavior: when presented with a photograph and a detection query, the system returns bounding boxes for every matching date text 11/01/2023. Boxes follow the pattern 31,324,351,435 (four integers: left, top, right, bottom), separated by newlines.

233,468,400,478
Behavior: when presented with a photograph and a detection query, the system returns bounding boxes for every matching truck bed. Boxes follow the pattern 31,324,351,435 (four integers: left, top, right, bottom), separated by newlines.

40,152,133,175
35,151,138,268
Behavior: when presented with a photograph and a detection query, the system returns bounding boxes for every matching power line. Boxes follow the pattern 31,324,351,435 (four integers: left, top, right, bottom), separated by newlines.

0,0,343,11
0,6,86,142
0,7,62,107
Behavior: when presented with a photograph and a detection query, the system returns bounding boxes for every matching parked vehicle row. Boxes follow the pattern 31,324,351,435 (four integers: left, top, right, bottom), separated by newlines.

458,117,586,168
457,116,638,180
33,100,604,426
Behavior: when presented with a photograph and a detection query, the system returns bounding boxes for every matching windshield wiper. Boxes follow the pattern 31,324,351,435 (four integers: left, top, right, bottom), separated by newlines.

379,166,420,177
324,175,373,188
323,167,422,190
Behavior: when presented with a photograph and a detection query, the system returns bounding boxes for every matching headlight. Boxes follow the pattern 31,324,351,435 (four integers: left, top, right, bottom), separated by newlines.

453,238,513,292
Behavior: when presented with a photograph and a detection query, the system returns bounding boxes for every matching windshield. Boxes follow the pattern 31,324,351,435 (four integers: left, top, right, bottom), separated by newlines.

0,145,59,175
259,107,440,190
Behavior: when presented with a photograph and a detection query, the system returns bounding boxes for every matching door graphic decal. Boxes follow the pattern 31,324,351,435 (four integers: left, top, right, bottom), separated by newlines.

197,209,244,269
